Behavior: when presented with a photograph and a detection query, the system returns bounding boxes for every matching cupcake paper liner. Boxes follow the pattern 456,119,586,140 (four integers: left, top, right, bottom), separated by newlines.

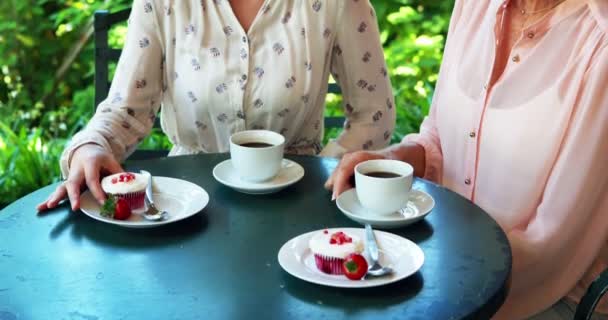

112,191,145,210
314,254,344,275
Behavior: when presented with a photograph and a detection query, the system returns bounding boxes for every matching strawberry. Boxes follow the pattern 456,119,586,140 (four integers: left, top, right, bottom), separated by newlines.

342,253,368,280
114,198,132,220
100,195,132,220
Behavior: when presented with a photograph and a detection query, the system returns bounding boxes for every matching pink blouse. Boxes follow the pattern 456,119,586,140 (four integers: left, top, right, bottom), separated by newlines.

404,0,608,318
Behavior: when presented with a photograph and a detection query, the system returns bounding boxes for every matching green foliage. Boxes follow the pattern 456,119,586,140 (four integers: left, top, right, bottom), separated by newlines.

0,0,453,208
0,0,128,208
0,0,128,138
0,122,64,208
324,0,453,143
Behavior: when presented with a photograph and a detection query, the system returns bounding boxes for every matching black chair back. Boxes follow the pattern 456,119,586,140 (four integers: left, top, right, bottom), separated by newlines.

574,269,608,320
94,9,131,108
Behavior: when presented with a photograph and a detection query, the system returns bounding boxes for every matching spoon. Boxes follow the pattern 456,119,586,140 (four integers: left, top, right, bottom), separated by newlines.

140,170,168,221
142,196,167,221
365,223,393,277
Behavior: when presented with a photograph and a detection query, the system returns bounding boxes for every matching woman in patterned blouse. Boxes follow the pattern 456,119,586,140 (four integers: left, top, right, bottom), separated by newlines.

38,0,395,211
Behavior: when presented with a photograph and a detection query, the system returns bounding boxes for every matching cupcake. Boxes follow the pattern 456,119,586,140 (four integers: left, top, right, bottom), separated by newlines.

309,230,363,275
101,172,147,210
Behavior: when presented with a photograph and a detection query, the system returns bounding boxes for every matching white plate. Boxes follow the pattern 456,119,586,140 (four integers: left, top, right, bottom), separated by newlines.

336,189,434,229
212,159,304,194
80,176,209,228
277,228,424,288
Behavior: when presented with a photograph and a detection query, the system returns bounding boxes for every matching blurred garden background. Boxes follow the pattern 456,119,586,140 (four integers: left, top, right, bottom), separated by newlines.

0,0,454,209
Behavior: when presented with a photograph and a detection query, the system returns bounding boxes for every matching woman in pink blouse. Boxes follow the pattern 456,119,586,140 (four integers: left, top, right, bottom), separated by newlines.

327,0,607,319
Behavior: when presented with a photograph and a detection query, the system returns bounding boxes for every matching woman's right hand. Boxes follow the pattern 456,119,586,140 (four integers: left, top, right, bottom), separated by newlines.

37,143,124,212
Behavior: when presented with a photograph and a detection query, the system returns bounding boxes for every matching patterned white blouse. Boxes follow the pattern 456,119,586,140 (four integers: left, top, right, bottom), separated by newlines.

60,0,395,176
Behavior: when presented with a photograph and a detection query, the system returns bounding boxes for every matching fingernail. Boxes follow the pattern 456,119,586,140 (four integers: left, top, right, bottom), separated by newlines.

331,193,336,201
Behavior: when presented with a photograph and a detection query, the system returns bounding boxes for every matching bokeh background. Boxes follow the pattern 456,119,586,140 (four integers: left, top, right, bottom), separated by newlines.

0,0,454,208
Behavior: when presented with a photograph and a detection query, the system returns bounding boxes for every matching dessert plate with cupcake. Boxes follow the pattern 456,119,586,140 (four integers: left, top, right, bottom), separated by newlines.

80,172,209,228
277,228,424,288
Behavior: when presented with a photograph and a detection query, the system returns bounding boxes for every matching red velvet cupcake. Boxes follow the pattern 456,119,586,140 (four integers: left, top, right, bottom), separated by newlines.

101,172,147,210
309,230,364,275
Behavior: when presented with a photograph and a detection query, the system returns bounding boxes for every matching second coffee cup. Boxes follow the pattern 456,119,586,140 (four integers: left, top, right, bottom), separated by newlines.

229,130,285,182
354,159,414,215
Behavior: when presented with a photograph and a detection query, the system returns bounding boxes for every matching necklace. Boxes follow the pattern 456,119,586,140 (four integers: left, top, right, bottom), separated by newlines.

512,0,566,31
515,0,567,16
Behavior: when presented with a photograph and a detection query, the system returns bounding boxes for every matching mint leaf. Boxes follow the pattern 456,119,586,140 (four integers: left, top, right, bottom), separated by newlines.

100,194,116,218
345,260,359,273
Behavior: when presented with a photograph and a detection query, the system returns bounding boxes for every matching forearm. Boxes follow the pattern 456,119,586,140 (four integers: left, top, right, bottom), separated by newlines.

379,142,426,177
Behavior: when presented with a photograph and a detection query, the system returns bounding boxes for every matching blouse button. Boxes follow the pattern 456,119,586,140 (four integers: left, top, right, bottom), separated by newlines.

483,83,488,90
469,131,476,138
241,74,247,81
527,31,535,39
242,36,247,43
512,54,520,63
465,178,471,185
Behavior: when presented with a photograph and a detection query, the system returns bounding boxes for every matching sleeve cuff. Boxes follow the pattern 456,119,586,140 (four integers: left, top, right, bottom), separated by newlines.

402,133,443,183
59,134,112,179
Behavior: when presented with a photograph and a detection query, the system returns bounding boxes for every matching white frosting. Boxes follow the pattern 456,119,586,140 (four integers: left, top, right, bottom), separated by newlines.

308,231,363,259
101,172,147,194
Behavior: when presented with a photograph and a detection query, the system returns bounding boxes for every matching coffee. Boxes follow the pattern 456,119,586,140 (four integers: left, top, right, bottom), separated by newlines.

230,130,285,182
239,142,274,148
355,159,414,215
365,171,402,178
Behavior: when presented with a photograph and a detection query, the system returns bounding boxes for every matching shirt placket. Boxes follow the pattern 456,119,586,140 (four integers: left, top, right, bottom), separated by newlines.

466,1,509,200
468,1,546,201
237,32,250,131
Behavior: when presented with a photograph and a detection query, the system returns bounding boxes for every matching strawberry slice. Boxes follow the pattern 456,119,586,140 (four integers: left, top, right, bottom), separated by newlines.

342,253,368,280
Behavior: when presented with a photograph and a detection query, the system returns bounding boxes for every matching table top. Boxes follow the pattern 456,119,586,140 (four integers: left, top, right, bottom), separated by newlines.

0,154,511,320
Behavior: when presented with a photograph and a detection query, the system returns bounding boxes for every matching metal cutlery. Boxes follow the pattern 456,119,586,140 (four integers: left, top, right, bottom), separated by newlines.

140,170,168,221
365,223,393,277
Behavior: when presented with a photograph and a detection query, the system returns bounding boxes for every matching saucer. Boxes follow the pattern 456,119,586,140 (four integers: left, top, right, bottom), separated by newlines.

213,159,305,194
336,189,435,229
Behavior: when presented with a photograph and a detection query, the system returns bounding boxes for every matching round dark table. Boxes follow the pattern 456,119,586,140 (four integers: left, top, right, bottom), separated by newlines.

0,154,511,320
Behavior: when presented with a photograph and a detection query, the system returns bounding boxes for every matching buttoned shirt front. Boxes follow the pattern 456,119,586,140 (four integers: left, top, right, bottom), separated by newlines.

60,0,395,176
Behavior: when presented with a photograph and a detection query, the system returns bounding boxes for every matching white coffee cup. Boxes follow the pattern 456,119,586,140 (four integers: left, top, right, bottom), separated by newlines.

354,159,414,215
229,130,285,182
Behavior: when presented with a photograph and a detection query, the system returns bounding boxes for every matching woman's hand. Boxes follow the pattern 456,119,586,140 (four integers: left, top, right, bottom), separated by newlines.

37,144,124,212
324,151,387,200
324,143,427,200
